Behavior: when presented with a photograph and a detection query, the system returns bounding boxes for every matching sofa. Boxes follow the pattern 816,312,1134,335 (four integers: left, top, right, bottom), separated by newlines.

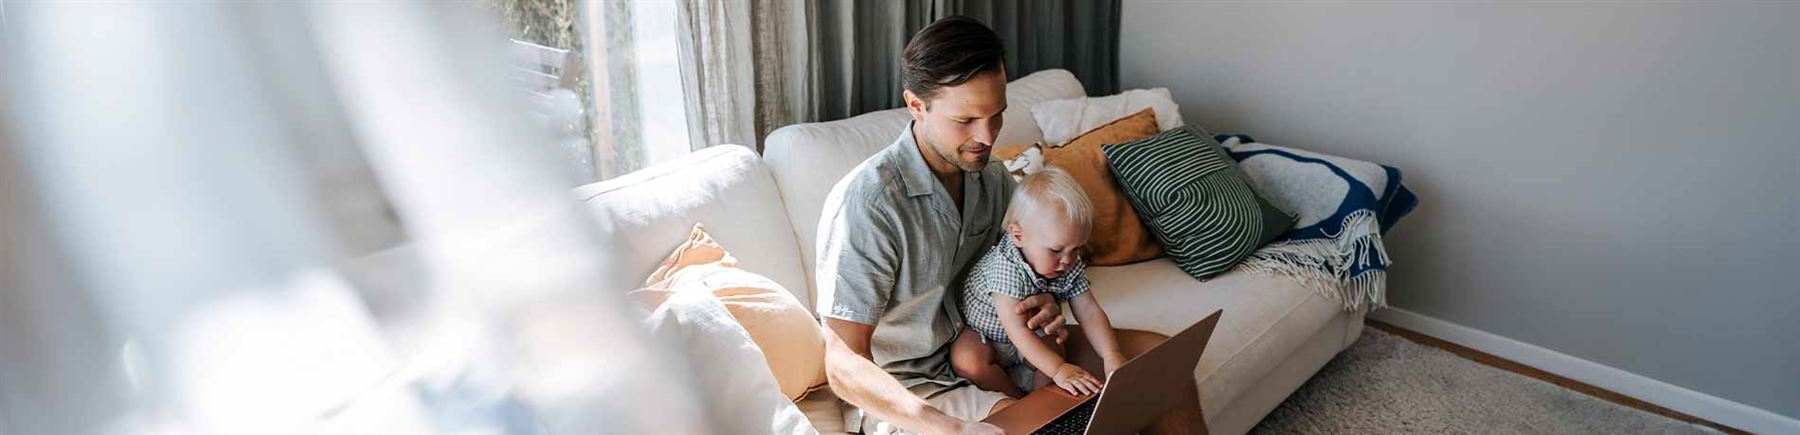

580,69,1369,434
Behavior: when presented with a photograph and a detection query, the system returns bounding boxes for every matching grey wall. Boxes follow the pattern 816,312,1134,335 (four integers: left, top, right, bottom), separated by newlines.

1121,1,1799,419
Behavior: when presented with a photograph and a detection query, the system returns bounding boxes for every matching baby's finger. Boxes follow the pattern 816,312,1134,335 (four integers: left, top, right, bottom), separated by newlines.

1067,382,1085,396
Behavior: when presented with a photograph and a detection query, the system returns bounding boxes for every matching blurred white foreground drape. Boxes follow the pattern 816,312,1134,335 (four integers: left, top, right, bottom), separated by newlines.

1,2,710,433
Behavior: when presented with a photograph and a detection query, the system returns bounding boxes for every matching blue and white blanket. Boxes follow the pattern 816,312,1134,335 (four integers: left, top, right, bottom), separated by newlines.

1214,134,1418,311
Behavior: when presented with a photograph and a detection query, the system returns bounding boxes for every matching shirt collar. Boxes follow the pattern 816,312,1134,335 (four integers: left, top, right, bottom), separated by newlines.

894,121,940,198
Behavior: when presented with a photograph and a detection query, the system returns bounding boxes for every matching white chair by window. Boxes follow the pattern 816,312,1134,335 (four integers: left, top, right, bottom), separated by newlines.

509,39,595,183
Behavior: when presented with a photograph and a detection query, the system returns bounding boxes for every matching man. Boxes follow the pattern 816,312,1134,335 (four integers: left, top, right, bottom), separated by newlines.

813,17,1065,435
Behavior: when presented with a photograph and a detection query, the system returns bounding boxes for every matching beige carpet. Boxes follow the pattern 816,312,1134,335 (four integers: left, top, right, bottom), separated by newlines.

1252,328,1719,434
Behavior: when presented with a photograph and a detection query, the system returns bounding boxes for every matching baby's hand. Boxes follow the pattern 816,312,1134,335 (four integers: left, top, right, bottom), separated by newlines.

1051,363,1102,396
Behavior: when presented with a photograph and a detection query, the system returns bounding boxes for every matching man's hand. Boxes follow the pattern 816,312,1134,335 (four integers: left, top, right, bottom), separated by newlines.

1014,293,1067,344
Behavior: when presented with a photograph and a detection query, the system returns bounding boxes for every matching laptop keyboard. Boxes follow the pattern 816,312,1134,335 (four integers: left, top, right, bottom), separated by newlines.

1032,399,1097,435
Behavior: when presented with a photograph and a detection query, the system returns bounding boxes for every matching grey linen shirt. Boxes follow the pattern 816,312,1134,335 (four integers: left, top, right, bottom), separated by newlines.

815,121,1015,399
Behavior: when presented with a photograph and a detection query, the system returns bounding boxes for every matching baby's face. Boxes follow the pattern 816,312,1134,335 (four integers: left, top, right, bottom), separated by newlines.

1009,211,1089,279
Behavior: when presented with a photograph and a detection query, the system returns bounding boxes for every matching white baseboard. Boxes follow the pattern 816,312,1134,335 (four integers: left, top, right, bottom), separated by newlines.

1369,307,1800,434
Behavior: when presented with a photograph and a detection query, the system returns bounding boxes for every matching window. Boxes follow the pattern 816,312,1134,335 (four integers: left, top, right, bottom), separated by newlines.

492,0,692,183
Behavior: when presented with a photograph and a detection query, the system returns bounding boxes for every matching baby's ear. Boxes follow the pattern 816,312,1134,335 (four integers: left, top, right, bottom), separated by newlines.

1007,224,1024,243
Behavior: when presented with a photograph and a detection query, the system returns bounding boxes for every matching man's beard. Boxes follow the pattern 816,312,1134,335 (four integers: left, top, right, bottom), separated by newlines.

921,124,989,173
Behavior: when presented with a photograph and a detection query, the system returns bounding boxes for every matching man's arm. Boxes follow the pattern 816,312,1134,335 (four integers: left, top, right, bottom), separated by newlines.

823,318,996,434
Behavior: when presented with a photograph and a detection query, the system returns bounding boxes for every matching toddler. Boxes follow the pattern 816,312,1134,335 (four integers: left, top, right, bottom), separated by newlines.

951,166,1125,398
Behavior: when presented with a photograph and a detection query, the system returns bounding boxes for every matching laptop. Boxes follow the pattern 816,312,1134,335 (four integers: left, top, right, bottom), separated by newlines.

982,309,1222,434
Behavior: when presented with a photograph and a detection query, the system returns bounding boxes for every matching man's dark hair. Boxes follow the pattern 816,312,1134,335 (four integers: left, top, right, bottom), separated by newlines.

902,16,1007,102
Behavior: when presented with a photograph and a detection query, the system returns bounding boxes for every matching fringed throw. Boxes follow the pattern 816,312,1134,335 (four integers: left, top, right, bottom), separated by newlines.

1215,135,1419,311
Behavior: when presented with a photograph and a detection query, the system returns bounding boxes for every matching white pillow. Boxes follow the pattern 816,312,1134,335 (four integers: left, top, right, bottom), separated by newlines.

644,290,818,435
1030,88,1185,146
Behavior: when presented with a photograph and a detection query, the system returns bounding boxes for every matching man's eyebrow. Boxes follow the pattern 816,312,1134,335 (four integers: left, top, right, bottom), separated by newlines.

953,104,1008,120
967,104,1007,119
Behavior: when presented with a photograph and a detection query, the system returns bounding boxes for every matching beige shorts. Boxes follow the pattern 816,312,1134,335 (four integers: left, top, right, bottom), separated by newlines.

856,384,1009,435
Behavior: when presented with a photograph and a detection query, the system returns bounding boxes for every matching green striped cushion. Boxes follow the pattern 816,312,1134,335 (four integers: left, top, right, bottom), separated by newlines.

1102,127,1295,280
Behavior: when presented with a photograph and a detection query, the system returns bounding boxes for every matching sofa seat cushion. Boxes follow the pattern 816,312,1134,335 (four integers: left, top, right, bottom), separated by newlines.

1085,259,1342,417
577,145,812,305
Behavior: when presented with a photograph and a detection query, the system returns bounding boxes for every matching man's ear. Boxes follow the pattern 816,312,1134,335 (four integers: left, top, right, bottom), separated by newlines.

903,89,927,123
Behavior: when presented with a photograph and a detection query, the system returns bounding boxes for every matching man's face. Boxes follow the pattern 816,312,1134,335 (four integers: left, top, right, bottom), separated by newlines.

904,68,1008,174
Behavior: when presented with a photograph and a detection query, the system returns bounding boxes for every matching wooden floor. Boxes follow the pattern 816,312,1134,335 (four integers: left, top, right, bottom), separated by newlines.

1365,320,1747,434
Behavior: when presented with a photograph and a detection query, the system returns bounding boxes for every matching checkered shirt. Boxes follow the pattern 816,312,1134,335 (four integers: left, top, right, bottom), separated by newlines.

960,235,1091,345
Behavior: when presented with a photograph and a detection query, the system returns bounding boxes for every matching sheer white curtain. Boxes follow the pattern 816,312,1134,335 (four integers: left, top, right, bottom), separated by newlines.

672,0,815,153
1,2,708,433
673,0,758,152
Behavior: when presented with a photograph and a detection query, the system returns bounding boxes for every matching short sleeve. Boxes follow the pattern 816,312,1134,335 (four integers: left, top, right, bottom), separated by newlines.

973,248,1036,301
815,189,899,325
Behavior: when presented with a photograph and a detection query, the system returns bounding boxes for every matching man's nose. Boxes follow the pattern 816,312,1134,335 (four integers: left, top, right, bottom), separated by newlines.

974,123,999,145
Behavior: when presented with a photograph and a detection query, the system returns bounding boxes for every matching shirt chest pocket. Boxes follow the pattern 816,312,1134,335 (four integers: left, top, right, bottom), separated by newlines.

959,216,997,257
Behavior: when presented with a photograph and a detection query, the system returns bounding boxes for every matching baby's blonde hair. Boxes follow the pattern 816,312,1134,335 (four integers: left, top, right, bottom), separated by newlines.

1003,166,1093,234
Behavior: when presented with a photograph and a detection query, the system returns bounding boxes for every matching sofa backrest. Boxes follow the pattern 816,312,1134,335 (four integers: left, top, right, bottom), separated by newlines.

577,145,812,303
761,69,1086,301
